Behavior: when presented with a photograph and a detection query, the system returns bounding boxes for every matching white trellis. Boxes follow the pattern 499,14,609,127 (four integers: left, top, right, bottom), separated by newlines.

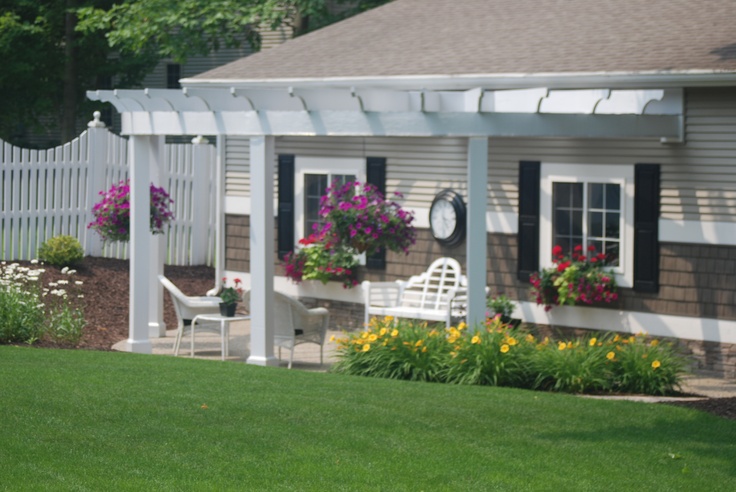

0,114,216,266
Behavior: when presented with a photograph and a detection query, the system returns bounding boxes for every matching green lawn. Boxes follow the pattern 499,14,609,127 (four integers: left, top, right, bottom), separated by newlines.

1,346,734,491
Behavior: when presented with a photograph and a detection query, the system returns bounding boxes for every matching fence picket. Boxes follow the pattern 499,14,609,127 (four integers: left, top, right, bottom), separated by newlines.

0,122,215,266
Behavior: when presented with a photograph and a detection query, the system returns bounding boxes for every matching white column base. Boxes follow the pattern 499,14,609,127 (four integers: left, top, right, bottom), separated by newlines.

246,355,281,367
120,339,153,354
149,321,166,338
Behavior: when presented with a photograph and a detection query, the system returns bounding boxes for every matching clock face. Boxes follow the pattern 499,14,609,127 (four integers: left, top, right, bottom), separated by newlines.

430,199,457,240
429,189,466,247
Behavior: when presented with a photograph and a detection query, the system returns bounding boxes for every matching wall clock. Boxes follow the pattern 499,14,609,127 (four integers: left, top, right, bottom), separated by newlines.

429,189,466,247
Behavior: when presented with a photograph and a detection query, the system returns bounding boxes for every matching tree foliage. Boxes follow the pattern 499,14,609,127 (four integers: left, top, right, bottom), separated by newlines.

0,0,158,145
0,0,391,146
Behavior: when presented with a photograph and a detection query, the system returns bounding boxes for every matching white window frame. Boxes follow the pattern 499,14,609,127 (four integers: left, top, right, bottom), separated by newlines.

294,155,365,256
539,163,634,288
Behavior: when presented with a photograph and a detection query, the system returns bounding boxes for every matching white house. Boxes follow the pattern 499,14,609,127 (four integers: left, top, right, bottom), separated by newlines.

90,0,736,376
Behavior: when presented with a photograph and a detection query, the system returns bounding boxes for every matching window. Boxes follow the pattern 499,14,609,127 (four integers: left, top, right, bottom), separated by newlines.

166,64,181,89
540,164,634,288
294,157,364,241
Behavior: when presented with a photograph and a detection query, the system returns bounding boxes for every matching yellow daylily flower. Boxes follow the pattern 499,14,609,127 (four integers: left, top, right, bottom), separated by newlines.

558,341,566,351
471,335,481,345
589,338,597,346
606,351,616,360
500,344,510,353
652,360,661,369
362,344,371,352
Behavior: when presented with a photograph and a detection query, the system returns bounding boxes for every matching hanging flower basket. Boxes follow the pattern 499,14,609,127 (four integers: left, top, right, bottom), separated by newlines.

88,180,174,242
318,181,416,257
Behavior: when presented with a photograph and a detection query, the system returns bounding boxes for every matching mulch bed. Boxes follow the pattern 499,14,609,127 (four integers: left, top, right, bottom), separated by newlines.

8,256,736,421
28,256,215,351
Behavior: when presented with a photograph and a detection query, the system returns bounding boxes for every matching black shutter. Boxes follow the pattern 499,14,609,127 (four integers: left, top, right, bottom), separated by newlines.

366,157,387,269
277,154,295,259
633,163,660,292
517,161,540,282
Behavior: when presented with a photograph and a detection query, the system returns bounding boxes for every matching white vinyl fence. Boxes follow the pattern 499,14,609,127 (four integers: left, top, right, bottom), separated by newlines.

0,114,217,266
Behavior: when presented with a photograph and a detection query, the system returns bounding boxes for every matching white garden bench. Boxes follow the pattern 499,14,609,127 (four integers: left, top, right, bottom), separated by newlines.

361,257,469,328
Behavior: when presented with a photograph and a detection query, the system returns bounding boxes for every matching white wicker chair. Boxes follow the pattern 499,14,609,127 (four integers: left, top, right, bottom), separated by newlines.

244,290,330,369
159,275,222,357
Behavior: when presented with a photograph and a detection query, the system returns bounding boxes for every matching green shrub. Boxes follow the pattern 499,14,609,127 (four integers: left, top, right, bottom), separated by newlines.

443,317,536,387
0,263,47,344
38,235,84,267
609,334,687,395
0,262,86,346
531,334,616,393
331,317,449,382
331,317,688,396
46,305,86,345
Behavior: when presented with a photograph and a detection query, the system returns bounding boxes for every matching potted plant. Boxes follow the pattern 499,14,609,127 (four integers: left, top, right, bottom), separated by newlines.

487,293,521,327
530,244,618,311
283,233,359,289
217,277,244,317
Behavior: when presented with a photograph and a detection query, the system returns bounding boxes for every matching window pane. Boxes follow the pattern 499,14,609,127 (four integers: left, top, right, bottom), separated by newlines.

589,240,603,256
605,212,620,238
554,183,573,208
571,183,583,208
554,237,571,257
330,174,356,188
572,211,583,236
555,209,571,235
589,183,603,209
589,211,603,237
305,174,326,197
305,174,328,236
553,182,584,259
605,184,620,211
605,242,620,266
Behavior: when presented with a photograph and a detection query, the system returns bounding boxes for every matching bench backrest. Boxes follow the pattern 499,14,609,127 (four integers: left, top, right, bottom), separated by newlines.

399,257,464,311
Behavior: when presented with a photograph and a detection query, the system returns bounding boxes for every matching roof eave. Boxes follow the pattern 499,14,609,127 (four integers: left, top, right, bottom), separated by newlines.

180,70,736,91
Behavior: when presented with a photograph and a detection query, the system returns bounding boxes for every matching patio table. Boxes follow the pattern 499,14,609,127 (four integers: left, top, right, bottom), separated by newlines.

190,313,250,361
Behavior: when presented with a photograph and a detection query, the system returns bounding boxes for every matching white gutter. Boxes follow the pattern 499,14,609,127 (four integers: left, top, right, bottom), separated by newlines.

180,70,736,91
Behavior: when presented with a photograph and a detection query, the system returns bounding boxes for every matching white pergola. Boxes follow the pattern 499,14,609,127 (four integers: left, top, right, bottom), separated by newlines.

88,85,683,366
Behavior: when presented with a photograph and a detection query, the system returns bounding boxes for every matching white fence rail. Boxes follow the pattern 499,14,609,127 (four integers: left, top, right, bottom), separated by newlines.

0,116,216,266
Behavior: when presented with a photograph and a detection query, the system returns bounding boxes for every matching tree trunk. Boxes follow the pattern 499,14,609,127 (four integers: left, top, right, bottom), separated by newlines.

61,1,78,143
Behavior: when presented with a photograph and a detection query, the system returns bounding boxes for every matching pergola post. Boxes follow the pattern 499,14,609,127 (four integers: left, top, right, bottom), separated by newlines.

246,136,279,366
123,135,156,353
466,137,489,328
149,136,166,338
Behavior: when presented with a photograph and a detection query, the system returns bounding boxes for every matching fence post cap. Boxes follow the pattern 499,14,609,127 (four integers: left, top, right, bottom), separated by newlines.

191,135,209,145
88,111,106,128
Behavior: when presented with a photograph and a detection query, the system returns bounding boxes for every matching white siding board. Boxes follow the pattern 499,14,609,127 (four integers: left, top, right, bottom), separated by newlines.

222,89,736,223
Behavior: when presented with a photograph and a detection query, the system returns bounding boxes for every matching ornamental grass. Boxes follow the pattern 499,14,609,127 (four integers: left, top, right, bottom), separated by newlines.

331,316,687,396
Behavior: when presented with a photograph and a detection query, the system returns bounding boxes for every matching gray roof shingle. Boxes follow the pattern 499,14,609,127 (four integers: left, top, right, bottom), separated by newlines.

190,0,736,85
